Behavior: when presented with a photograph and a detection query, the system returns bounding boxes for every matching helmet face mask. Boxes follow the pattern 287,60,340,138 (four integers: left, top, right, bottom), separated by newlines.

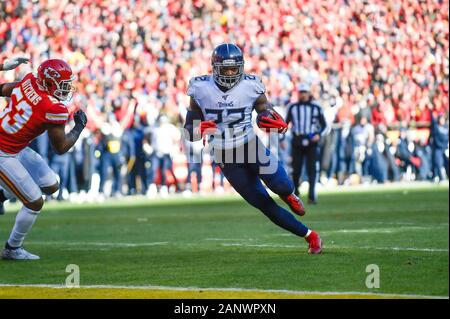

212,44,244,90
52,75,76,101
213,62,244,89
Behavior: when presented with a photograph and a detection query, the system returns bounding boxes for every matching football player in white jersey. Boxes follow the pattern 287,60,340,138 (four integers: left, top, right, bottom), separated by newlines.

184,43,322,254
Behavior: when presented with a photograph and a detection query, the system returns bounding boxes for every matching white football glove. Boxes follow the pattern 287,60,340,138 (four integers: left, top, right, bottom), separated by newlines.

2,56,30,71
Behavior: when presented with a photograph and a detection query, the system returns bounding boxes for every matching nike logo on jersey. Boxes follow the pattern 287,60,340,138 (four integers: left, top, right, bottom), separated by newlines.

222,95,229,100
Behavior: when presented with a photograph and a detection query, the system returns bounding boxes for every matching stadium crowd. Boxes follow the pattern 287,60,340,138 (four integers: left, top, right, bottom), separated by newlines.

0,0,448,200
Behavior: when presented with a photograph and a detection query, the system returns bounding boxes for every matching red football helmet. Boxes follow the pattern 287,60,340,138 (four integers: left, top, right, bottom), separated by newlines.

37,59,76,101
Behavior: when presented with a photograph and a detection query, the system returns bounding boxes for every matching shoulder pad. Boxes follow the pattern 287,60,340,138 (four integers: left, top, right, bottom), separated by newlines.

191,75,211,82
242,74,265,94
242,74,261,81
48,96,60,104
187,75,211,97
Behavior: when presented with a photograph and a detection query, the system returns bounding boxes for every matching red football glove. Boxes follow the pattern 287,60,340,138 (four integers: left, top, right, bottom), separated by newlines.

257,110,288,134
195,120,218,138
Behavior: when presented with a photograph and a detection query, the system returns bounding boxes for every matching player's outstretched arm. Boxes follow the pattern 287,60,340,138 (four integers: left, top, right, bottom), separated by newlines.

254,93,273,113
47,110,88,155
0,57,29,96
0,57,29,71
0,82,20,97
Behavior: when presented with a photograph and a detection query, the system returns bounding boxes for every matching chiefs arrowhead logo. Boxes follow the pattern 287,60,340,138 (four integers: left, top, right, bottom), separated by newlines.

43,67,61,80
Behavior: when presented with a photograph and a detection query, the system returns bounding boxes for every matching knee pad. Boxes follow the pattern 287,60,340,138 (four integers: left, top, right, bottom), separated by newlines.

41,182,59,195
39,171,59,191
25,197,44,212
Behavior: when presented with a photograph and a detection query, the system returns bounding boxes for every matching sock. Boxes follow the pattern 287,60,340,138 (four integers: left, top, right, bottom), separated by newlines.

7,206,40,248
5,242,19,250
305,229,312,239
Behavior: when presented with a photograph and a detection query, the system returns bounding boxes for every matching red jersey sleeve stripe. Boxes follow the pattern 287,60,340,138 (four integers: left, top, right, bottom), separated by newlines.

46,113,69,121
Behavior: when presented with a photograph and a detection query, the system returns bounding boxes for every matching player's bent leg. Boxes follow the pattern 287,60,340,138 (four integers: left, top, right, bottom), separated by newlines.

249,185,308,237
2,195,42,260
256,148,305,216
1,196,42,260
23,196,44,211
2,202,42,260
18,147,59,192
0,156,43,260
0,154,44,202
0,183,51,214
220,163,309,238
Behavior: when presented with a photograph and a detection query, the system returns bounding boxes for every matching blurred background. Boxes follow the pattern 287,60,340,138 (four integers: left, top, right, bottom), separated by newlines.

0,0,448,202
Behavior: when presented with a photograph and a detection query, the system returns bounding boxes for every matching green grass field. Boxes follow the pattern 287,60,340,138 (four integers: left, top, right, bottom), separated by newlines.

0,184,448,298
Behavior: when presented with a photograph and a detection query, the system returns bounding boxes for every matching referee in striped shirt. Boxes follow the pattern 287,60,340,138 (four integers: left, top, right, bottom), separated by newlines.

286,83,327,204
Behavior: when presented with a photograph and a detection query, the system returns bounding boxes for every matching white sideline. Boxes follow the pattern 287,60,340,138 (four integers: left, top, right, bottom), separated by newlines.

0,283,446,299
221,243,449,252
26,240,448,252
30,241,169,248
319,225,447,235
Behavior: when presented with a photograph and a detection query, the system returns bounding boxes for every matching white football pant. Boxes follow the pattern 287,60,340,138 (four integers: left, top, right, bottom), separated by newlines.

0,147,58,203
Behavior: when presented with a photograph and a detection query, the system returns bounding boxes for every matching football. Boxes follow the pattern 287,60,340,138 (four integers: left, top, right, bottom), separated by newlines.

256,109,276,122
256,109,288,133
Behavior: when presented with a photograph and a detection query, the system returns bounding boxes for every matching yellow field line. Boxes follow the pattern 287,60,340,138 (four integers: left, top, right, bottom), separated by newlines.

0,286,439,299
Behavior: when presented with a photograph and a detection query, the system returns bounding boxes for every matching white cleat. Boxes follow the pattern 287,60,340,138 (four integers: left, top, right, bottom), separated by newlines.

2,247,40,260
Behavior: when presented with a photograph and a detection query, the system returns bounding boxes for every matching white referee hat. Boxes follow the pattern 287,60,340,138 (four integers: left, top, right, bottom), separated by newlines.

297,83,311,92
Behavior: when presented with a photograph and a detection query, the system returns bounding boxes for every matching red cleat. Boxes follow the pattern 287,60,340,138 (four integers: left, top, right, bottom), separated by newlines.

280,193,306,216
305,231,322,254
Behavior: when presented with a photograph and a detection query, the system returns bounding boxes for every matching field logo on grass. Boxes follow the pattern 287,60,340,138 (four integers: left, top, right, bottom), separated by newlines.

365,264,380,289
65,264,80,288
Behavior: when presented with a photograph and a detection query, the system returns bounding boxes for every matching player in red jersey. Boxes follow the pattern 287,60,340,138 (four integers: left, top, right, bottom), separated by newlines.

0,59,87,260
0,56,30,216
